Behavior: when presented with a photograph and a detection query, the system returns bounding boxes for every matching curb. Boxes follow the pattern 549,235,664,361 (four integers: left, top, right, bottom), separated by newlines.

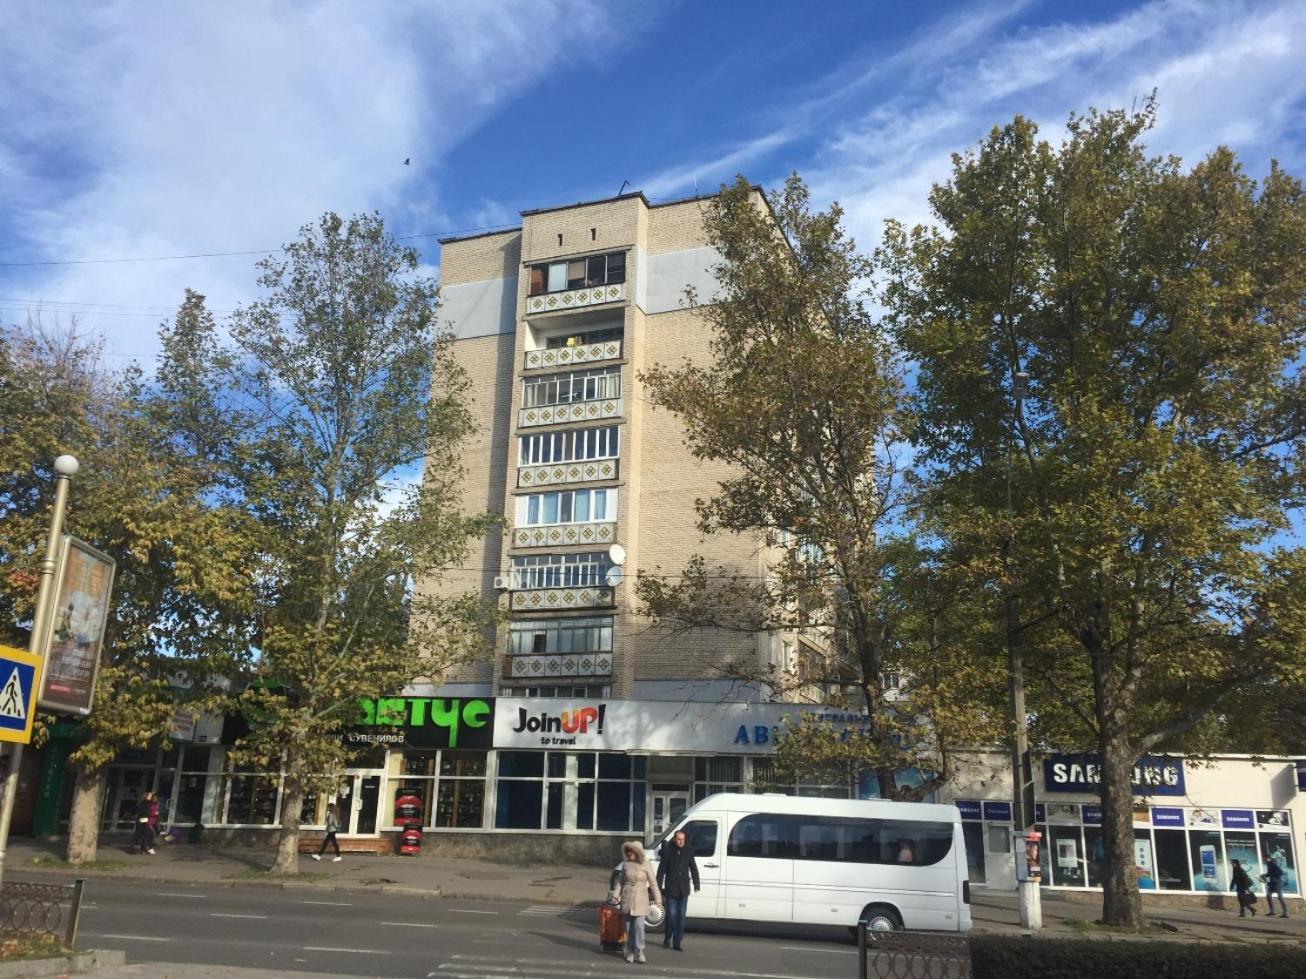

0,949,125,978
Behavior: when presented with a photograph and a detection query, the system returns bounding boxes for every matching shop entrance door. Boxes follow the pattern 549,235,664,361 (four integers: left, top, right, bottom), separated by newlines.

335,770,383,836
651,790,690,840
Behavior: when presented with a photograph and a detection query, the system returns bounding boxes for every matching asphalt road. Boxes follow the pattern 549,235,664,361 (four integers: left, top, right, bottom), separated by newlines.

76,879,865,978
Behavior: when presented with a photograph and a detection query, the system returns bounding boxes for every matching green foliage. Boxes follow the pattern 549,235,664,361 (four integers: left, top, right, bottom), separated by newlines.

158,212,494,871
637,176,1006,798
885,97,1306,925
968,935,1306,979
0,319,256,774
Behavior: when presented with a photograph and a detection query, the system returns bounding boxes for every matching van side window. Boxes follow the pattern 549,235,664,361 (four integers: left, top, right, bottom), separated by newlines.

730,813,954,865
681,819,718,858
727,814,797,859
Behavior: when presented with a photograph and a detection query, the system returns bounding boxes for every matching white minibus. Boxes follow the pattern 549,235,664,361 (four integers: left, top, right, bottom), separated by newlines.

647,793,972,934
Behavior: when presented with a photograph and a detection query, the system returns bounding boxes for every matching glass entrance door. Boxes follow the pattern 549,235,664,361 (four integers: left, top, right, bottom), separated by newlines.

650,791,690,839
335,770,384,836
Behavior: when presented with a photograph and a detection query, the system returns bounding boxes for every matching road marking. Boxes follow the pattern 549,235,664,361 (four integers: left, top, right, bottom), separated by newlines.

100,934,171,942
381,921,439,928
300,900,352,906
157,892,206,899
304,946,390,955
449,908,499,915
780,945,856,954
434,957,821,978
211,912,267,919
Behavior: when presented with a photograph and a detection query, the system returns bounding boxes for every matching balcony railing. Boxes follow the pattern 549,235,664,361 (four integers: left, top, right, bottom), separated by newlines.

506,651,613,680
519,397,622,428
509,586,615,612
524,339,622,371
526,281,625,316
513,521,616,549
517,458,618,488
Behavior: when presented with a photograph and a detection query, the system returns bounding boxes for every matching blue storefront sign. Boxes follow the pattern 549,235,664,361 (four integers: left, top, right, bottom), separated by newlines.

1296,760,1306,791
1082,804,1103,824
982,801,1013,822
955,800,982,821
1043,753,1185,796
1151,807,1185,827
1221,809,1255,830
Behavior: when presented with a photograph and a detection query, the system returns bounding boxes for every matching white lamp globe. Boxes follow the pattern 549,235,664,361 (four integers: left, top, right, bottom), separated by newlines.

53,455,80,476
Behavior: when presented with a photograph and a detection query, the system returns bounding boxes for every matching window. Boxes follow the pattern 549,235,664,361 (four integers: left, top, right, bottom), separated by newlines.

509,617,613,656
522,367,621,408
518,426,620,466
511,552,613,590
727,813,955,865
544,326,624,349
749,758,853,799
499,684,612,698
219,761,280,826
517,489,616,527
172,746,212,825
579,753,646,833
694,756,745,803
396,750,487,829
681,819,719,858
528,252,626,296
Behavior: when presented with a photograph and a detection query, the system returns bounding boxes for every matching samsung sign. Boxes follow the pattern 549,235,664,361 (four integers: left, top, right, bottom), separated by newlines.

1043,753,1185,796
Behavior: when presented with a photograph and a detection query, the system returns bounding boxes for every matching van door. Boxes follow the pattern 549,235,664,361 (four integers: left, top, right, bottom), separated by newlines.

722,812,795,923
676,818,723,919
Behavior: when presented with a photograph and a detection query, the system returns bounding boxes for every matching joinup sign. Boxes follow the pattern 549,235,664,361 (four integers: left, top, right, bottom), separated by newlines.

0,643,41,745
1043,753,1185,796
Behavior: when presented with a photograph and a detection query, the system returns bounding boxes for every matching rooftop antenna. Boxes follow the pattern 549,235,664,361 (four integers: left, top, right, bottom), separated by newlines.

617,179,630,197
694,174,699,196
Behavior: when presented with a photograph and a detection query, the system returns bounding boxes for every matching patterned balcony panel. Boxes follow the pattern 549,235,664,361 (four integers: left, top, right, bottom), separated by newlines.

523,339,623,371
519,397,623,428
517,459,618,487
525,282,625,317
513,521,616,549
507,652,614,679
509,586,615,611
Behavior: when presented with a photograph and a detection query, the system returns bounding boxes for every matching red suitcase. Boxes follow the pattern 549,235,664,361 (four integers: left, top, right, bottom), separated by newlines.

598,902,626,953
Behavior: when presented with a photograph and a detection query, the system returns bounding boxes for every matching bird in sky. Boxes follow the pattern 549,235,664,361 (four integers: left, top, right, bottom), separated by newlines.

403,158,410,166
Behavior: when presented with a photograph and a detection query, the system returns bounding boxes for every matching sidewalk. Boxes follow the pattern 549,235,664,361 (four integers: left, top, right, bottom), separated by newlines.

8,835,1304,947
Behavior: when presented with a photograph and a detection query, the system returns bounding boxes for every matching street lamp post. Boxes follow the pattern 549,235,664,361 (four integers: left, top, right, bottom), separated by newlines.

0,454,79,885
1003,371,1040,929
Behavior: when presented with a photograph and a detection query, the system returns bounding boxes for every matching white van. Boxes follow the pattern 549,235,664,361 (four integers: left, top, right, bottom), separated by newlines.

646,793,972,934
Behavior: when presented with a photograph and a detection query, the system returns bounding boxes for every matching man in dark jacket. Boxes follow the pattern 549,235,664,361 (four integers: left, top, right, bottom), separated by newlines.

1264,857,1289,917
656,830,700,951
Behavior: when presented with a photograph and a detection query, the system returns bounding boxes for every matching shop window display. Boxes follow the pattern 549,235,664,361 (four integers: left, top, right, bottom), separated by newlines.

396,750,487,829
1153,829,1192,891
1048,826,1085,887
494,751,646,833
1187,830,1226,892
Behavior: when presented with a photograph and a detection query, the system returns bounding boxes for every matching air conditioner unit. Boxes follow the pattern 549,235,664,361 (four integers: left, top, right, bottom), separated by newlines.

493,575,512,591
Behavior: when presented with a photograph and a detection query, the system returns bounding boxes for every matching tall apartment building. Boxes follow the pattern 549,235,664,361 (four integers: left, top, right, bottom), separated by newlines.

424,188,781,704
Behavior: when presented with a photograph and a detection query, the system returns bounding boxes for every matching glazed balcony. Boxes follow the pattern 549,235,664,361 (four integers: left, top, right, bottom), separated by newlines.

523,338,622,371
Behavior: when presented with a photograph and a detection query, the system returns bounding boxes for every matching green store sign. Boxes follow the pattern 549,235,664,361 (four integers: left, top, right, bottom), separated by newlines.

352,696,494,749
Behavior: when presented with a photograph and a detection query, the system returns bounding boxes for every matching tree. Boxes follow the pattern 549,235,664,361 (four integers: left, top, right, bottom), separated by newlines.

159,214,493,874
0,317,254,863
637,176,1003,800
884,100,1306,927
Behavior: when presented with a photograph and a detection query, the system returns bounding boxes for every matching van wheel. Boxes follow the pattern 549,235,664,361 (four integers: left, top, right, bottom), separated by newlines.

849,904,903,939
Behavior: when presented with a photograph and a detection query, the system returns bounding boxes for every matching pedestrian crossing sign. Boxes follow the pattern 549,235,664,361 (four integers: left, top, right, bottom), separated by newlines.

0,643,41,744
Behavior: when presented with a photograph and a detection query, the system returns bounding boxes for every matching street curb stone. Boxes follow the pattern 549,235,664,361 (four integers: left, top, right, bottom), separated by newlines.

0,949,125,978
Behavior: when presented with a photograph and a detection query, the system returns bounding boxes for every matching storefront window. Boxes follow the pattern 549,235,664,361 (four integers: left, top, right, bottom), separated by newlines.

1134,829,1157,890
1153,829,1192,891
221,772,279,825
398,750,487,829
1084,828,1106,888
493,751,646,833
1049,826,1085,887
1188,830,1226,892
171,746,212,825
749,758,853,799
495,751,551,830
962,822,985,884
1259,832,1297,894
585,753,645,833
693,757,744,803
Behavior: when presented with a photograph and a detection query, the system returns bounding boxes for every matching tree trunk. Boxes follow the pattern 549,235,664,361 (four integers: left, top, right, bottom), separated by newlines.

65,766,106,865
270,775,305,875
1097,728,1143,928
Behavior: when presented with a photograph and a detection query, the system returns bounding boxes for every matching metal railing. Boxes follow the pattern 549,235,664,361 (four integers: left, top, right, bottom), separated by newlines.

0,878,86,947
857,920,972,979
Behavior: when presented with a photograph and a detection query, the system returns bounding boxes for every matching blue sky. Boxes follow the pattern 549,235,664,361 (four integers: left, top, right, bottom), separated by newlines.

2,0,1305,365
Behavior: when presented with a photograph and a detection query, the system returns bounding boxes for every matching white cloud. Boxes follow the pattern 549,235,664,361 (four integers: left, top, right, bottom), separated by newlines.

0,0,640,363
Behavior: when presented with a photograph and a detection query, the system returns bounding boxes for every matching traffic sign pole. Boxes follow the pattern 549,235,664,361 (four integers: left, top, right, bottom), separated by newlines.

0,456,77,885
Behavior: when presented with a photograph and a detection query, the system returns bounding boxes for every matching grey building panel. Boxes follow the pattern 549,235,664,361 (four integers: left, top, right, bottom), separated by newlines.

642,246,722,314
440,276,518,340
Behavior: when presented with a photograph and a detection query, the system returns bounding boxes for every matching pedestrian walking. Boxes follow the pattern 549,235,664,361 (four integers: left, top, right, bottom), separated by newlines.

1230,859,1257,917
131,792,156,855
147,791,161,840
656,830,699,951
609,840,661,964
1263,857,1289,917
311,803,342,862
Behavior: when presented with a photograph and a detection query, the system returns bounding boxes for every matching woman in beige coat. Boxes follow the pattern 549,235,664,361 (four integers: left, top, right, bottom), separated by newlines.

610,840,662,964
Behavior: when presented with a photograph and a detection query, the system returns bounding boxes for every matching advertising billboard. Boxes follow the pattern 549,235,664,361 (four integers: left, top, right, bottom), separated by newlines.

38,536,115,715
